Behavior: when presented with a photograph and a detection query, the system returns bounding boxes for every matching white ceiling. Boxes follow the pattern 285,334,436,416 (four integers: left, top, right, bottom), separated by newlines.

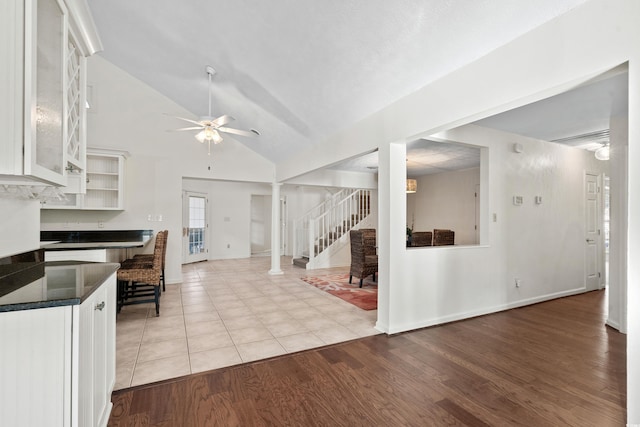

474,69,628,150
333,67,628,176
86,0,588,164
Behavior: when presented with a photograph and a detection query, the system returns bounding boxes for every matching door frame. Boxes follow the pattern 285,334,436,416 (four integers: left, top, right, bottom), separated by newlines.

182,191,209,264
584,171,603,291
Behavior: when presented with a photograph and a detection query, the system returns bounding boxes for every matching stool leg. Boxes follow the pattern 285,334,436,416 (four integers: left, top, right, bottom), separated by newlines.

117,280,122,313
154,286,160,317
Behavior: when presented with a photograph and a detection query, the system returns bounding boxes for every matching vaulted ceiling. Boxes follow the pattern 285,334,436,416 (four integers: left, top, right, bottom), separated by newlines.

87,1,590,166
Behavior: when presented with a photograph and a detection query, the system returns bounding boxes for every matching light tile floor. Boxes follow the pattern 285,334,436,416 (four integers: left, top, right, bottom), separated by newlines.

114,256,379,390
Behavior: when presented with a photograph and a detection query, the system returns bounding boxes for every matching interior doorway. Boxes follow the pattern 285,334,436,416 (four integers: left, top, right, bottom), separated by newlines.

250,195,272,256
250,194,287,257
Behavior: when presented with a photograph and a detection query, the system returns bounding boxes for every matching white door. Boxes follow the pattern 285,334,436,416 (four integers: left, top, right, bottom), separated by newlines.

183,191,208,264
585,173,600,290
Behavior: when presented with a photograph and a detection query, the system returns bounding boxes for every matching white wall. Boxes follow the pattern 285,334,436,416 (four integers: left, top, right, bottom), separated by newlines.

383,124,609,330
39,56,380,278
407,167,479,245
276,0,639,420
182,179,271,260
182,178,375,263
0,199,40,258
608,115,628,332
41,55,276,283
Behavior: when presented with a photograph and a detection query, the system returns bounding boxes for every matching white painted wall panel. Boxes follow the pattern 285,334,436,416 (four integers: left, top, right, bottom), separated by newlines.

0,198,40,258
0,306,71,427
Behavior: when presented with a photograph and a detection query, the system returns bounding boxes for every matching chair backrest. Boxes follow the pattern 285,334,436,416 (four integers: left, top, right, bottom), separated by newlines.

412,231,432,247
349,229,366,261
160,230,168,268
433,229,455,246
360,228,377,255
151,231,167,271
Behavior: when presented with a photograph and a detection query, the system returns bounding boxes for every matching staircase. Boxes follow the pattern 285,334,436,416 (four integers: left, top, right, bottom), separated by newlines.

292,189,372,269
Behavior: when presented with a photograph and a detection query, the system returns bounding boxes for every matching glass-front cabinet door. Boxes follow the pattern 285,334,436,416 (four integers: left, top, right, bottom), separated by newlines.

25,0,68,184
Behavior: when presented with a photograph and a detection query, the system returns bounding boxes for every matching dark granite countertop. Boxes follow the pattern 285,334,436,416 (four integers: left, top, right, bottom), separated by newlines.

42,241,150,250
0,255,119,312
40,229,153,251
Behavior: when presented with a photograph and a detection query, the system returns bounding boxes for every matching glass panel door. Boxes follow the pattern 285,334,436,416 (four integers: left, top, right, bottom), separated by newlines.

26,0,68,184
182,192,208,264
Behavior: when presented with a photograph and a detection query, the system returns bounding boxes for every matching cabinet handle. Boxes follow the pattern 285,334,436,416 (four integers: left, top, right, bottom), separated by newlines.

95,301,105,311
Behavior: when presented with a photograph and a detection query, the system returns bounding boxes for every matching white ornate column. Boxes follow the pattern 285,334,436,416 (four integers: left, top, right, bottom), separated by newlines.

269,182,284,275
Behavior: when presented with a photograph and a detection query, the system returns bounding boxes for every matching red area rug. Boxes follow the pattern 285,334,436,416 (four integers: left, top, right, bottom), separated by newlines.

301,273,377,310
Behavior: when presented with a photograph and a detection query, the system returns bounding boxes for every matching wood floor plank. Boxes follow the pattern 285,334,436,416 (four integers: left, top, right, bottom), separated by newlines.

109,290,626,426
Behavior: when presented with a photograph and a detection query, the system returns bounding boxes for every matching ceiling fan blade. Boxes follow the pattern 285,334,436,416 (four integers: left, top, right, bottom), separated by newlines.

166,114,204,127
212,114,234,127
218,127,256,137
169,126,203,132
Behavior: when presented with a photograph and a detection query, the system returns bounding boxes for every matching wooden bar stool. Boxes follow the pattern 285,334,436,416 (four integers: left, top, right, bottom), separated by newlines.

117,230,165,316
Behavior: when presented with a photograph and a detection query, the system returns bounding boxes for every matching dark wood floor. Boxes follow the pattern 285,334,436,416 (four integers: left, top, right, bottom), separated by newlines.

108,290,626,426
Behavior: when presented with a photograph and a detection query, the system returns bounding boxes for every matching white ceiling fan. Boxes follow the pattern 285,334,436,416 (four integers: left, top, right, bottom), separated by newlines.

170,66,259,155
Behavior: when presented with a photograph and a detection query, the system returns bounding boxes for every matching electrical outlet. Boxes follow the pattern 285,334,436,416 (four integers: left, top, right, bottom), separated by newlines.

227,244,230,249
515,278,521,288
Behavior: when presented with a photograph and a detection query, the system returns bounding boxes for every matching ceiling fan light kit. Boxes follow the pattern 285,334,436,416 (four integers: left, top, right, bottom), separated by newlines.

595,143,610,161
170,65,257,155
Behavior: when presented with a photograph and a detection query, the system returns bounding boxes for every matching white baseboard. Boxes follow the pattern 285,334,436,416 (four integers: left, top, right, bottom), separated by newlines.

387,287,588,335
605,318,622,331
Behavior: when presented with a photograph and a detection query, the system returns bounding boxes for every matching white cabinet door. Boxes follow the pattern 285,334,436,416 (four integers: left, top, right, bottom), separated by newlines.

1,0,101,188
0,306,72,427
76,272,115,427
26,0,68,184
1,0,67,185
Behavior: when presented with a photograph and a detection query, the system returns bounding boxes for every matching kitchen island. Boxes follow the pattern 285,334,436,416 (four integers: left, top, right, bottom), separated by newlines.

0,248,118,427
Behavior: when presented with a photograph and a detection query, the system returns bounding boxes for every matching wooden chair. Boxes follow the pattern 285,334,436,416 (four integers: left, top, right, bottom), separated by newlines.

117,230,165,316
128,230,168,291
433,229,455,246
349,229,378,288
411,231,433,247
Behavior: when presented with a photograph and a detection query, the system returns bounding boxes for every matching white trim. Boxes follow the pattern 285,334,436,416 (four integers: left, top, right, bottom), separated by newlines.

386,287,588,335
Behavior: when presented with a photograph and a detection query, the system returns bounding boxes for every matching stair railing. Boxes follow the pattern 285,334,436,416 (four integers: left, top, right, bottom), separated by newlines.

305,189,371,263
292,189,350,259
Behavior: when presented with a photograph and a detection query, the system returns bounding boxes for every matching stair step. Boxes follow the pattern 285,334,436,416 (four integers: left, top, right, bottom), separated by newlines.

292,257,309,268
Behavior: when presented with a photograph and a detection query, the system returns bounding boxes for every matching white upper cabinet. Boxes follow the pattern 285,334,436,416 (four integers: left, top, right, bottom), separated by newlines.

0,0,101,186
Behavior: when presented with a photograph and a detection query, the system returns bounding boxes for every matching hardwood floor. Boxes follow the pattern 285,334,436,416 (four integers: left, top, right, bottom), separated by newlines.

108,290,626,426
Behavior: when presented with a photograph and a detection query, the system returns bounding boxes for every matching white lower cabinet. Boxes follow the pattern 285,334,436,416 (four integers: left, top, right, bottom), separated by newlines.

76,272,116,427
0,272,116,427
